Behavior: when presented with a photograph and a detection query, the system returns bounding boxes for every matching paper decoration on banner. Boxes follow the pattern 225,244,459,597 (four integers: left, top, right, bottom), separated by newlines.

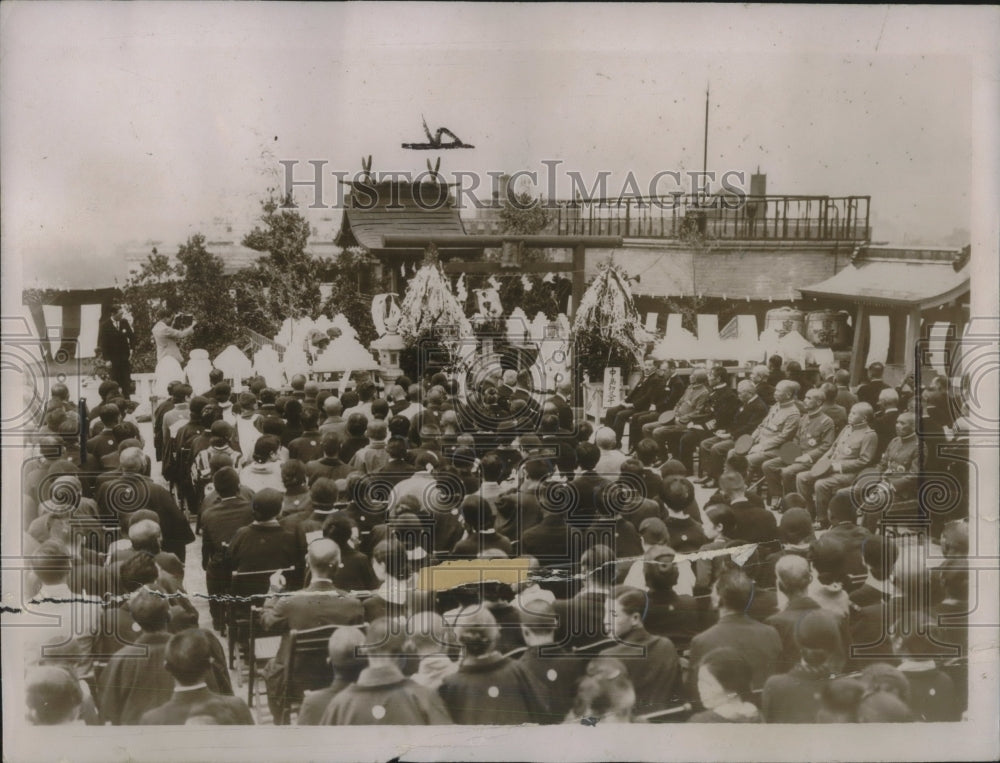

603,367,623,408
644,312,659,333
371,294,402,337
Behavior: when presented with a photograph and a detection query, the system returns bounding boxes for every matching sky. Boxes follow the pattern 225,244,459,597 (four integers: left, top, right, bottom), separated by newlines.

1,3,995,289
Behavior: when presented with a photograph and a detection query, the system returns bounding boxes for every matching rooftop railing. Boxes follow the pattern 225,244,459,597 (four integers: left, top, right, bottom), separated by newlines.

551,194,871,242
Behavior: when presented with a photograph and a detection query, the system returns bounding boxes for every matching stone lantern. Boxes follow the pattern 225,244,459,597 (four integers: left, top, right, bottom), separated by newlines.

371,329,405,389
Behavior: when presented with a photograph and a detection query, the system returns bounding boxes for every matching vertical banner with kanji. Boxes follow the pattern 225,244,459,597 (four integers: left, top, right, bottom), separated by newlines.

603,366,623,408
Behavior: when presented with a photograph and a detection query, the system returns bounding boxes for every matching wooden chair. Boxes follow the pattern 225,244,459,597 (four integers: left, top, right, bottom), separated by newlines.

245,604,289,714
271,623,345,725
226,567,294,678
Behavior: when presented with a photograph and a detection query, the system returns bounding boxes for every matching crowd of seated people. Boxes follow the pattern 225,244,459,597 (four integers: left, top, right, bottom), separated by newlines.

15,356,971,726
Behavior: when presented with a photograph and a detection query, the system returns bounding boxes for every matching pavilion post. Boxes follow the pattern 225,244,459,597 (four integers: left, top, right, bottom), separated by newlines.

849,303,868,387
571,244,587,318
904,307,922,377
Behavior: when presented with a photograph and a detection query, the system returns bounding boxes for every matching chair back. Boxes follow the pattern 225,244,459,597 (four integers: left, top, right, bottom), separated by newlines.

285,624,339,701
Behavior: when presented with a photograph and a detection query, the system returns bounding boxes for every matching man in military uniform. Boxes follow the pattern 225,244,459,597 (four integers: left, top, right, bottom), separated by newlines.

645,368,712,462
744,381,801,477
796,403,879,528
761,387,836,509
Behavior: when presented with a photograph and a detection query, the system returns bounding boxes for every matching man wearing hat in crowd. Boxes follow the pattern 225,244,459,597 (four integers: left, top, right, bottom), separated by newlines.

259,538,365,722
761,608,844,722
760,387,836,511
438,606,549,724
140,629,254,725
796,402,879,529
321,617,452,725
296,626,367,725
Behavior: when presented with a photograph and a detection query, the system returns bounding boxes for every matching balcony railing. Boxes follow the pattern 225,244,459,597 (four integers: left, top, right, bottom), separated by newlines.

551,194,870,242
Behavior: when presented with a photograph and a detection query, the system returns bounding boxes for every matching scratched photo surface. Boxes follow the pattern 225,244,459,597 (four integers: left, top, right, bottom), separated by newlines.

2,4,997,762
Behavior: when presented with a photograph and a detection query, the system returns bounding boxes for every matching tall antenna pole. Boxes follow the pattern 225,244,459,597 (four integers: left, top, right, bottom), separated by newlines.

702,83,710,194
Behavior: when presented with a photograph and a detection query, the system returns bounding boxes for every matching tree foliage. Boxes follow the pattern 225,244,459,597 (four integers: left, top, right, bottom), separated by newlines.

122,235,239,372
241,193,323,328
319,246,381,348
499,191,550,236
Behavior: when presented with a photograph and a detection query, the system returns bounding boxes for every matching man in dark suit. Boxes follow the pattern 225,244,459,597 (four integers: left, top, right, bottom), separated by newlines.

833,369,858,411
687,569,781,696
871,387,901,460
98,304,135,399
856,362,889,408
259,538,365,722
849,535,899,609
601,586,683,714
227,488,303,576
766,555,844,673
97,589,179,725
200,467,254,630
751,365,776,407
97,447,195,563
140,629,254,725
520,509,572,568
552,545,615,649
605,357,662,445
544,380,576,432
678,366,740,477
719,471,778,545
699,379,769,486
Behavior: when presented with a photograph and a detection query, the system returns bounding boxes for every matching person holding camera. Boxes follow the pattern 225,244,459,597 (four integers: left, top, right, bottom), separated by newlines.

152,307,197,398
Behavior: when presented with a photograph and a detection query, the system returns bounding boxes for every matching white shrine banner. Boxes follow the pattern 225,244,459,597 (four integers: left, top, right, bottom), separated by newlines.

603,366,623,408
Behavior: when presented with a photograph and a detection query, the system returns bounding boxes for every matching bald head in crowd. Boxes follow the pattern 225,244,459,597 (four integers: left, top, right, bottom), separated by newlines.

849,402,874,426
307,538,342,579
595,427,617,450
324,397,343,417
878,387,900,409
128,519,162,549
119,447,146,473
775,554,812,597
774,380,798,403
689,369,709,386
